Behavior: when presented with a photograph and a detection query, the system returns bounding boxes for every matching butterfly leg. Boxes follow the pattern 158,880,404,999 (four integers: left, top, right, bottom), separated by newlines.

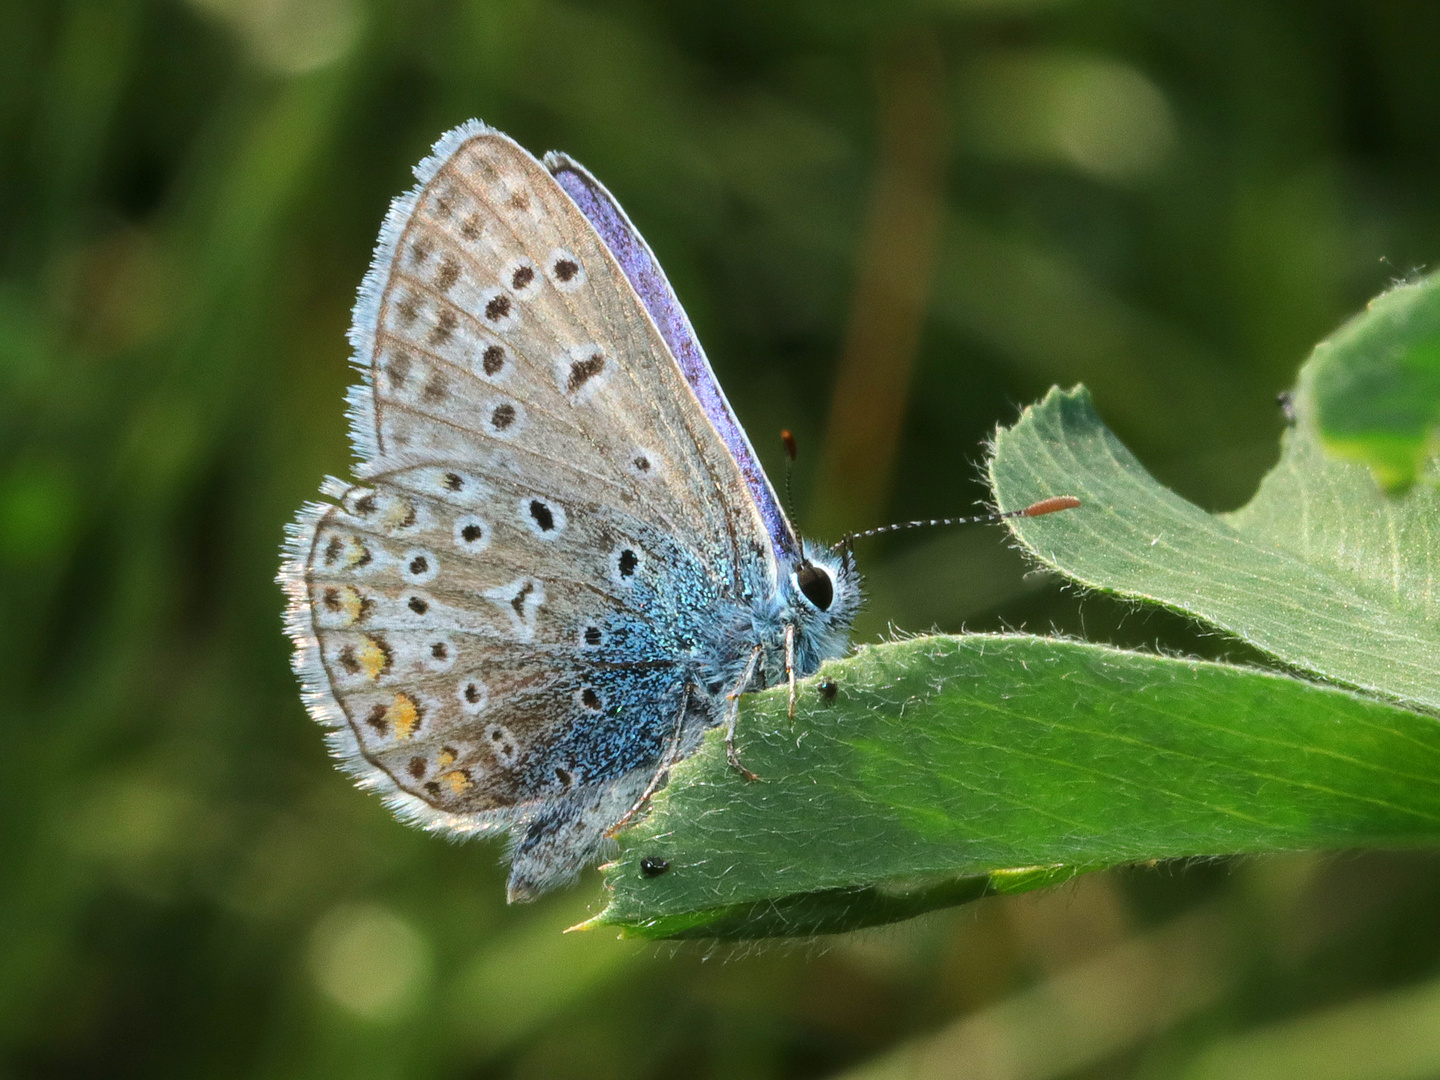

785,623,797,719
606,683,692,836
724,646,763,781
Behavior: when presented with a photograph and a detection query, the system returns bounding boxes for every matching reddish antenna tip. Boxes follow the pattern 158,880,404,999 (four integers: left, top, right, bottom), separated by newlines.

780,429,798,461
1018,495,1082,518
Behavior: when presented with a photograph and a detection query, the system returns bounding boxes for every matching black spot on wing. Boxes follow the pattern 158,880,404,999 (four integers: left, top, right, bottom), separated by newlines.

567,352,605,395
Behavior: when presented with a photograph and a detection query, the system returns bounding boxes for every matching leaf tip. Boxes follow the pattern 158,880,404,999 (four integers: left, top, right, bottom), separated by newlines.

564,911,609,934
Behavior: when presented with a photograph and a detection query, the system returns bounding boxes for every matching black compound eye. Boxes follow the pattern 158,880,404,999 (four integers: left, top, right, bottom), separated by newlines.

796,563,834,611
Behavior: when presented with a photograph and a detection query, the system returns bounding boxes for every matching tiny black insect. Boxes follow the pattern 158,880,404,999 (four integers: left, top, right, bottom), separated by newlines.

639,856,670,878
817,677,838,704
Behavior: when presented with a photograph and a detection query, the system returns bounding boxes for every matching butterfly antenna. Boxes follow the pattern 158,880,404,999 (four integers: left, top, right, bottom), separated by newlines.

780,429,806,554
843,496,1082,546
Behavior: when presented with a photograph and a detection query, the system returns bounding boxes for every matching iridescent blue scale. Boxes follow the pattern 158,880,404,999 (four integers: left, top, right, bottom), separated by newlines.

281,122,861,900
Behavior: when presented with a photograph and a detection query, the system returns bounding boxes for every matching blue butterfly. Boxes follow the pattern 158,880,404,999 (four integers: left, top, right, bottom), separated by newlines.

281,122,861,900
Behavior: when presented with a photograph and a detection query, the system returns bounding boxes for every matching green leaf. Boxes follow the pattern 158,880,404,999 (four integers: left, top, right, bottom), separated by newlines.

590,279,1440,941
1302,271,1440,493
991,386,1440,714
591,635,1440,939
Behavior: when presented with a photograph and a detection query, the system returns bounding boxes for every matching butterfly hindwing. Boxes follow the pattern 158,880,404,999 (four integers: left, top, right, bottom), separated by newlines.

298,460,720,840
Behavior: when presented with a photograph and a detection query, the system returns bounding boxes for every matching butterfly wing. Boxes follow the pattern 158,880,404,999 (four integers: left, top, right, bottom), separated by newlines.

546,153,800,564
290,464,720,896
346,122,770,579
282,122,781,897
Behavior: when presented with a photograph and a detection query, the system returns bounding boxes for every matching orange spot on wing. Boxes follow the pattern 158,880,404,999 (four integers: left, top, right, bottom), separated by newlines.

442,769,471,793
338,586,366,624
358,635,391,680
388,693,420,739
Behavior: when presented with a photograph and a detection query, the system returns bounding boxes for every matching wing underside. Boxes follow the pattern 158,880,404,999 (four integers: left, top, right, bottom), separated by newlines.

546,153,798,562
280,122,779,893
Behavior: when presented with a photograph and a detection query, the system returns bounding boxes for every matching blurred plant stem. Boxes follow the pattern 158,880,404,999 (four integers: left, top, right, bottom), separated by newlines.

811,30,947,537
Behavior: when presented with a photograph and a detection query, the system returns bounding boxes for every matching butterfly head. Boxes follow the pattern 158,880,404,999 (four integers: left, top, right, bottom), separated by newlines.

783,538,862,675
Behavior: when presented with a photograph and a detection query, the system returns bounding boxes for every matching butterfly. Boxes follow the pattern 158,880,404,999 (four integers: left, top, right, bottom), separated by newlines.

280,121,862,901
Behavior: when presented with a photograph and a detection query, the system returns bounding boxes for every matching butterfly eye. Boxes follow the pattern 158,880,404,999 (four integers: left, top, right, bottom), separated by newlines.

796,563,834,611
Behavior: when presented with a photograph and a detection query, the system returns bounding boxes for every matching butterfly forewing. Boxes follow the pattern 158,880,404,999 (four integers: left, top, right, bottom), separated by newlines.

354,127,766,583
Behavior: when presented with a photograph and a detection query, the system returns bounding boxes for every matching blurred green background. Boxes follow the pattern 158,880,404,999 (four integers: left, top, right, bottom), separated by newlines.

5,1,1440,1077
